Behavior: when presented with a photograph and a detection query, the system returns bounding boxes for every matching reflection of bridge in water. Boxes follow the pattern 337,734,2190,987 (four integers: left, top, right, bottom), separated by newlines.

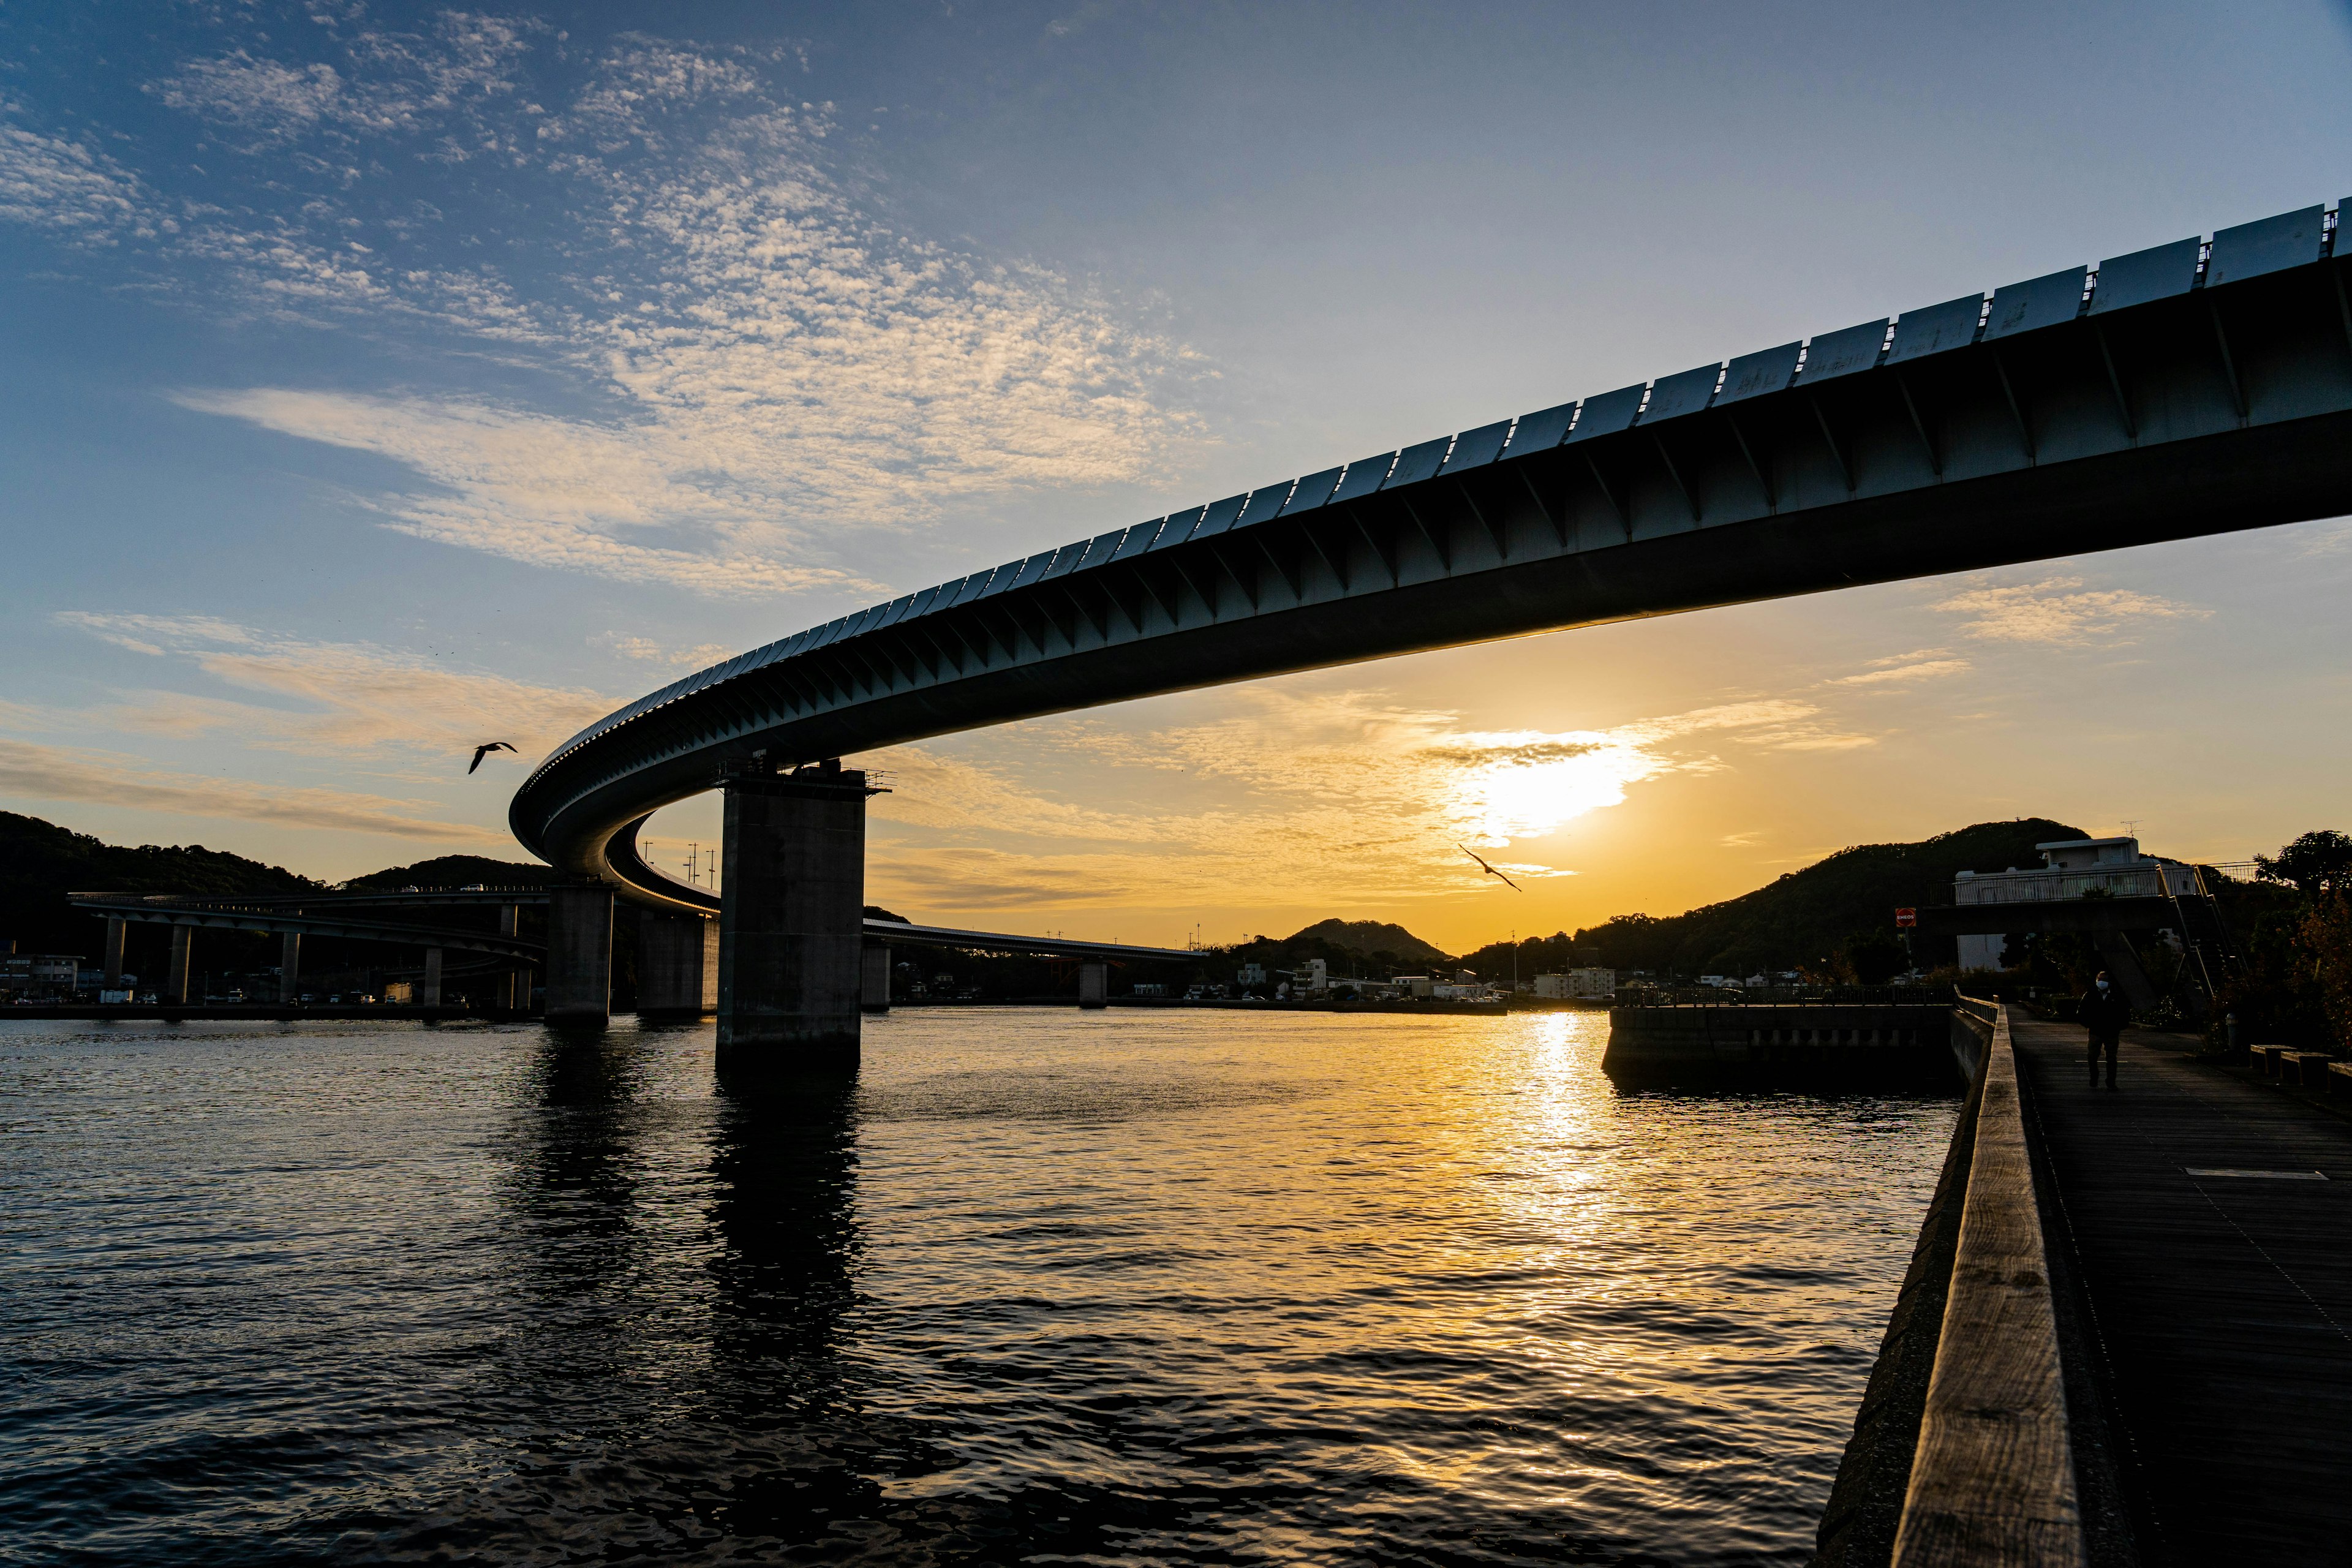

66,888,1191,1012
494,202,2352,1063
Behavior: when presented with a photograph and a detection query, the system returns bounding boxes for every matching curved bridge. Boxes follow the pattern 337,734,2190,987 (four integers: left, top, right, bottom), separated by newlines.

518,202,2352,913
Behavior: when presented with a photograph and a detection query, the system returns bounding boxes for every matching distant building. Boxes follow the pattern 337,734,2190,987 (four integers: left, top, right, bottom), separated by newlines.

1393,974,1433,998
1289,959,1329,995
1237,962,1267,987
1952,837,2200,971
1534,968,1615,1000
2,952,81,994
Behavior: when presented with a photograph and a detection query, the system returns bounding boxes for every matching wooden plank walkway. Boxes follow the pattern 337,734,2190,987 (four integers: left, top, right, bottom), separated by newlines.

2008,1019,2352,1567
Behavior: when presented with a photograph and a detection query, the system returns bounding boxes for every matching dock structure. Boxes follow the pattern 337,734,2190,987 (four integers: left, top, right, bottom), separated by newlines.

1814,1007,2352,1566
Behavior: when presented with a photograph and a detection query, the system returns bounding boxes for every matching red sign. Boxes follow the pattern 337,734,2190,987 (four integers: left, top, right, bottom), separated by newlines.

1894,908,1917,929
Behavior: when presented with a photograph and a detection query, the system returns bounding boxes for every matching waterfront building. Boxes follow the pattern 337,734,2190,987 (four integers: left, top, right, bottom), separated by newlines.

1951,837,2199,971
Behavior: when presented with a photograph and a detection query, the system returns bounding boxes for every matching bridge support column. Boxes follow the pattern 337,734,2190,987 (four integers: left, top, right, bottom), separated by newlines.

718,760,877,1068
279,932,301,1004
861,943,891,1014
546,884,614,1023
1079,960,1108,1009
165,925,192,1005
499,905,521,1012
640,913,718,1016
103,918,126,987
418,948,443,1008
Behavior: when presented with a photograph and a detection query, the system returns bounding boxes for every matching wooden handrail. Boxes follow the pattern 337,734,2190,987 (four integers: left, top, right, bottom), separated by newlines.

1891,1005,2085,1566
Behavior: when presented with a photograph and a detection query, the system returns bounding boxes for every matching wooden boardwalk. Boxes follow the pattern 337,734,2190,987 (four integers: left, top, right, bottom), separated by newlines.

2009,1019,2352,1566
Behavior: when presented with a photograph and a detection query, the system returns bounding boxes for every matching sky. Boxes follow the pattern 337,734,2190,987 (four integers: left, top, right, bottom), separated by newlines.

4,0,2352,954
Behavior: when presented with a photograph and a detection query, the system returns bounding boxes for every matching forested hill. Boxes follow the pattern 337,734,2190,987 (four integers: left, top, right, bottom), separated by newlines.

0,813,552,959
343,855,551,891
0,811,325,957
1564,818,2088,977
1286,919,1450,965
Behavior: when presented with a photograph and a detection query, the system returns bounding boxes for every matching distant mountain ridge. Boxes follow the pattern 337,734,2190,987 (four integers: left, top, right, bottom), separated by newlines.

1286,918,1450,965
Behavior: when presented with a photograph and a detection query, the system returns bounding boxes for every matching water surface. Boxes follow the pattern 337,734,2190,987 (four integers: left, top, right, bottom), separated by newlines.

0,1009,1954,1565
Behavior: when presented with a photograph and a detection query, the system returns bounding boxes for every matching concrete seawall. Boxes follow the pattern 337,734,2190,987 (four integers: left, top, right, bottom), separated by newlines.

1602,1003,1966,1088
1812,1002,2088,1568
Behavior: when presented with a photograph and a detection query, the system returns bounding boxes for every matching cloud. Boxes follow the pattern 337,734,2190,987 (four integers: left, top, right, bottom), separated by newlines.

153,17,537,143
1933,577,2208,644
594,631,738,668
110,32,1202,596
853,687,1868,913
0,737,508,844
175,389,870,595
0,97,149,239
1827,655,1972,686
53,611,616,768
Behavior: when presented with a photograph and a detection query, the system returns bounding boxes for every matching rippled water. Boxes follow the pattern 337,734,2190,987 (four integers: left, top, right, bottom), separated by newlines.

1,1009,1956,1566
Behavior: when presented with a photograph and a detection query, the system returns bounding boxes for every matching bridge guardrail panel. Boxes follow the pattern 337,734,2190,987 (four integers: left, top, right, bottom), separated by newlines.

1797,318,1894,382
1887,293,1987,364
2087,235,2201,314
1566,382,1644,439
2204,205,2325,287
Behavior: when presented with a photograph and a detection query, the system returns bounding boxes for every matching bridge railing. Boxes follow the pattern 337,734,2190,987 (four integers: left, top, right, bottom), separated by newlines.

1891,1002,2085,1566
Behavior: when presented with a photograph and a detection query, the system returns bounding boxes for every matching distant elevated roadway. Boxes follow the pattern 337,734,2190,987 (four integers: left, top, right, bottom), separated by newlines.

515,203,2352,917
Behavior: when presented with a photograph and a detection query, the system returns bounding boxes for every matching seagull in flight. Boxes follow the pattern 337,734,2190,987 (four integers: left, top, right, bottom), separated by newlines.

468,742,518,775
1458,844,1523,891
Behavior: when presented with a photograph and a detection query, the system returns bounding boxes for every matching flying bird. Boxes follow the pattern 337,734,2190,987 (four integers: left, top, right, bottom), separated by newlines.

468,742,518,775
1458,844,1523,891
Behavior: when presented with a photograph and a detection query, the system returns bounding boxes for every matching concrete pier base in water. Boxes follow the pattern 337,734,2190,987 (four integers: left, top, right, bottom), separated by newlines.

418,947,443,1007
860,942,891,1014
103,918,126,987
546,884,615,1022
279,932,301,1003
718,760,878,1067
1079,960,1108,1009
640,912,718,1016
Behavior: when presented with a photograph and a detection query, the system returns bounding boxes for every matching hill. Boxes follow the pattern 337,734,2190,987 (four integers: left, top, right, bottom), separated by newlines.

0,811,326,959
343,854,552,891
1286,918,1451,965
1546,818,2089,978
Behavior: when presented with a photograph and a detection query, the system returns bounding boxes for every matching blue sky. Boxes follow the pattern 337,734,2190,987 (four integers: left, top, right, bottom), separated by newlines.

5,1,2351,949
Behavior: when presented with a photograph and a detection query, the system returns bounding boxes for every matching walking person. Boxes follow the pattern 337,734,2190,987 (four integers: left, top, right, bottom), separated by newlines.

2081,969,2132,1089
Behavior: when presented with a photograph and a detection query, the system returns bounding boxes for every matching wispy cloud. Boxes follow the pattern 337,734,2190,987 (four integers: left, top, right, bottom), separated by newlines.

1826,651,1972,685
1934,576,2208,644
53,611,614,770
153,15,536,144
858,687,1874,912
0,737,507,844
4,28,1204,597
0,96,149,239
593,631,739,668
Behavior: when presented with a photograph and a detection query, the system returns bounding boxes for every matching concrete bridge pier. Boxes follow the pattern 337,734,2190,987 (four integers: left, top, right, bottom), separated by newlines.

861,942,890,1014
279,932,301,1003
546,883,615,1022
498,905,521,1011
1079,961,1108,1009
165,925,192,1005
418,947,443,1008
640,913,718,1016
103,918,126,987
717,760,878,1069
